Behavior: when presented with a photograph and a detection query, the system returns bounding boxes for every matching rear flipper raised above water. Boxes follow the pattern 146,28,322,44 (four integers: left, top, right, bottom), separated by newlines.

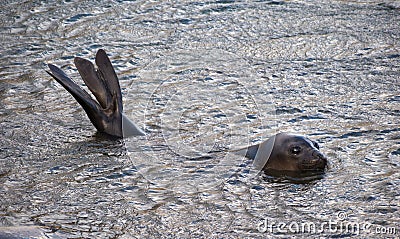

46,49,145,138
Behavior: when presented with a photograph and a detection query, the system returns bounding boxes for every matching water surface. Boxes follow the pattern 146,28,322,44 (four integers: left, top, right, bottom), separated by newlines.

0,0,399,238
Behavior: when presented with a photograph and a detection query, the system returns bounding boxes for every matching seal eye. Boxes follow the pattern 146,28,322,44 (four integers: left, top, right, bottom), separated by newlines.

291,146,301,155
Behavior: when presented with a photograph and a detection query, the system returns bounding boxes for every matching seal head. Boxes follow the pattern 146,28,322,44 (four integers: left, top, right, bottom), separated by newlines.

239,133,327,173
266,133,327,172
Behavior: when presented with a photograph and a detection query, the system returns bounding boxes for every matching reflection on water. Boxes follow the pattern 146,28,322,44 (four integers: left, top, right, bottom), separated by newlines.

1,0,399,238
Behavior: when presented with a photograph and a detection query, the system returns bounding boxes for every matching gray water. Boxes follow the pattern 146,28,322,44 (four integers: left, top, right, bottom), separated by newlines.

1,0,399,238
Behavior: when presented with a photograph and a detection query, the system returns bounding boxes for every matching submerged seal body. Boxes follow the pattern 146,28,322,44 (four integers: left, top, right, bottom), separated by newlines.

238,133,327,173
46,49,145,138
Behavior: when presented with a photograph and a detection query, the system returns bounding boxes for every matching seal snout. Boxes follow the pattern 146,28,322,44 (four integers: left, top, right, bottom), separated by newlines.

308,150,327,169
312,150,327,162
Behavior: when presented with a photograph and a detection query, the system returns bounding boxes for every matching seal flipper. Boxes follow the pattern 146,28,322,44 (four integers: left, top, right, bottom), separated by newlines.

72,50,122,137
95,49,122,107
74,57,110,108
47,61,123,137
93,49,146,137
93,49,123,136
47,49,147,138
46,64,111,135
47,64,95,106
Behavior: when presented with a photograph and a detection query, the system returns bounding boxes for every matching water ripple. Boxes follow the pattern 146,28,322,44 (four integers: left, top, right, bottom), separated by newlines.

0,0,399,238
